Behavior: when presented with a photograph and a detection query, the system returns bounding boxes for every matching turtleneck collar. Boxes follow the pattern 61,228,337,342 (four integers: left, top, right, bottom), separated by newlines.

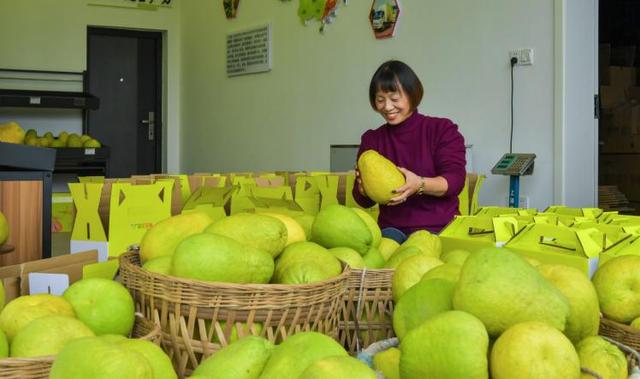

384,110,421,134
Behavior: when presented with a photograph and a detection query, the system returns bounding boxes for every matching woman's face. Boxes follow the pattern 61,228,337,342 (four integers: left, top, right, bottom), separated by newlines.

374,87,413,125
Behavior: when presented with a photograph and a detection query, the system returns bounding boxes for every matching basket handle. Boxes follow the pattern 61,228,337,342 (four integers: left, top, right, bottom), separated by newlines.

580,367,603,379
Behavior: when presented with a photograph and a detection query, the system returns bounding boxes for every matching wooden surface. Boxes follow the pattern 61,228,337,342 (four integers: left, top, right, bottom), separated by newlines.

0,181,43,266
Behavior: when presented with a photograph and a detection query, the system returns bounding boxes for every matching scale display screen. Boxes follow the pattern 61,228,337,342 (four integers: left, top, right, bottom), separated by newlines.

491,153,536,176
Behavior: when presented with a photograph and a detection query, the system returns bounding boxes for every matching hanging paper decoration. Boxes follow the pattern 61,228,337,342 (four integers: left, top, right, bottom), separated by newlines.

223,0,240,19
369,0,400,39
298,0,346,33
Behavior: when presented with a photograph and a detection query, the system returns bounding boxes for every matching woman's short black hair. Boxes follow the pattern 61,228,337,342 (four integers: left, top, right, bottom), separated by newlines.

369,60,423,111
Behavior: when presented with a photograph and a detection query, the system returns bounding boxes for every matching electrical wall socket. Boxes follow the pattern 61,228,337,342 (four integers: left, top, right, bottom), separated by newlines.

509,48,534,65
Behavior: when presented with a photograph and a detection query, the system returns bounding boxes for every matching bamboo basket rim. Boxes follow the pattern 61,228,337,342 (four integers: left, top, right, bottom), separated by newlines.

120,250,351,291
601,317,640,335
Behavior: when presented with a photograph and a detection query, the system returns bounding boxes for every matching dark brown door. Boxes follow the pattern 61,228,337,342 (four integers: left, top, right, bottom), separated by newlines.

87,27,162,178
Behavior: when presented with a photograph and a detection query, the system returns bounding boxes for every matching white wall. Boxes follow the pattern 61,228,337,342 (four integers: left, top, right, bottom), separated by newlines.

180,0,557,209
0,0,182,172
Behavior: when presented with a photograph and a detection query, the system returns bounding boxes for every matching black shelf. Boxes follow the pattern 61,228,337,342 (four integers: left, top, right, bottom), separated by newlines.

0,89,99,110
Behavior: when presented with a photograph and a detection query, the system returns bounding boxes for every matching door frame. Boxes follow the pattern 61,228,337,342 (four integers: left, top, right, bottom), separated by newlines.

553,0,599,207
86,26,164,174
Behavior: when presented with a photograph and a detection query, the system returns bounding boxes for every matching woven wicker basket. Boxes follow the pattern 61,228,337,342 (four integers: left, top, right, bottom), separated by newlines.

338,268,395,353
119,250,349,377
599,317,640,352
0,314,161,379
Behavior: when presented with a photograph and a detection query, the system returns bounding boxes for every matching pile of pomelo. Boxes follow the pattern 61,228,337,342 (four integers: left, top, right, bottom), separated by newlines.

0,278,177,379
139,204,440,285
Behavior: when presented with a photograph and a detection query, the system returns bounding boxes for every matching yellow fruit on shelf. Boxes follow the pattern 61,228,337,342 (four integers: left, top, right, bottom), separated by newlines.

0,211,9,246
83,139,101,148
0,122,25,144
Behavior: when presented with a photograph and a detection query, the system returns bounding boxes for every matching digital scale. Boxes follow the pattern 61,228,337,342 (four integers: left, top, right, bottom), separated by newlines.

491,153,536,208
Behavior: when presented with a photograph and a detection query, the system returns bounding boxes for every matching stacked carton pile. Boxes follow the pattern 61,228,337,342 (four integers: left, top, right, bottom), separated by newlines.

599,44,640,211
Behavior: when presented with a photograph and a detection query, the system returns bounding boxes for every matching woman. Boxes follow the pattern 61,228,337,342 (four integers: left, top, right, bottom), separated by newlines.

353,60,466,243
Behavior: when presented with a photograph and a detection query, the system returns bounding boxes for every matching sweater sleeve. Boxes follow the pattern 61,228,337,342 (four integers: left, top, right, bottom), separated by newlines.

434,120,467,197
352,130,376,208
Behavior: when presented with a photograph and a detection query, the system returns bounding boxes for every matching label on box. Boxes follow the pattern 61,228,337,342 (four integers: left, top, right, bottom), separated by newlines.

70,240,109,262
85,148,96,155
28,273,70,295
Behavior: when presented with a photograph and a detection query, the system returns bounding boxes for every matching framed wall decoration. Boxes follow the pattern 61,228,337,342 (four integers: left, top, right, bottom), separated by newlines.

223,0,240,19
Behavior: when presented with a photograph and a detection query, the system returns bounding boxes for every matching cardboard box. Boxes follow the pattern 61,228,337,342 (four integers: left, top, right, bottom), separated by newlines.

600,154,640,201
504,223,601,277
598,235,640,266
0,250,99,303
439,216,498,253
609,66,637,88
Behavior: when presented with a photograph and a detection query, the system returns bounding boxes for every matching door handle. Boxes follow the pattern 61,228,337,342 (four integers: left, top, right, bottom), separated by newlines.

141,111,155,141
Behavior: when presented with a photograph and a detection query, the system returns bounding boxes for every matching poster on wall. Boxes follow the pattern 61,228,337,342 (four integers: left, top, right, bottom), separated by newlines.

226,25,272,77
369,0,400,39
223,0,240,19
88,0,172,10
298,0,345,33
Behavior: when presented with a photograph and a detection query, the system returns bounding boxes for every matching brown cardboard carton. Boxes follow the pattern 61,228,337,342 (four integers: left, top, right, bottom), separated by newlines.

0,250,99,303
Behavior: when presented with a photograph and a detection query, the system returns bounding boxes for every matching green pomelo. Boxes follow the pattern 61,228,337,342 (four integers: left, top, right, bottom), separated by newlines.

440,249,471,266
0,278,5,312
273,241,342,284
0,211,8,247
357,150,405,205
632,317,640,330
576,336,627,379
363,246,385,269
49,337,153,379
384,246,422,269
400,310,489,379
50,139,65,148
63,278,135,336
83,139,101,148
66,134,82,148
0,294,75,341
193,336,273,379
329,247,366,269
392,255,443,301
421,263,461,283
118,339,177,379
259,332,348,379
142,255,172,275
393,279,455,340
300,355,377,379
171,233,274,284
140,212,213,263
592,255,640,323
538,264,600,343
452,248,570,336
378,237,400,261
10,315,94,357
0,329,6,358
490,321,580,379
351,208,381,247
311,204,372,255
206,213,287,258
399,230,442,258
373,347,400,379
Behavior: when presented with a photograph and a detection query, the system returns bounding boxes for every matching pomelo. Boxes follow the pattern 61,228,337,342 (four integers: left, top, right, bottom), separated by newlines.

63,278,135,336
378,237,400,261
351,208,381,247
10,315,94,357
421,263,461,283
400,310,489,379
440,249,470,266
118,339,177,379
399,230,441,258
49,337,154,379
259,332,348,379
373,347,400,379
171,233,274,284
0,329,7,358
311,204,372,255
592,255,640,323
206,213,287,258
357,150,405,205
384,246,422,269
273,241,342,284
576,336,627,379
392,255,443,301
362,246,385,268
142,255,172,275
329,247,366,269
0,294,75,341
261,212,306,246
453,248,570,336
192,336,273,379
140,212,212,263
0,210,8,246
490,321,580,379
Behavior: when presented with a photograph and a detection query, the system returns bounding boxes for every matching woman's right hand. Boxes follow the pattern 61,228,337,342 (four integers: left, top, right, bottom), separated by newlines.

355,168,366,196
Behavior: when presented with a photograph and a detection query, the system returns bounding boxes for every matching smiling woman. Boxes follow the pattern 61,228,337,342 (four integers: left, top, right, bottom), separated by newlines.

353,60,467,241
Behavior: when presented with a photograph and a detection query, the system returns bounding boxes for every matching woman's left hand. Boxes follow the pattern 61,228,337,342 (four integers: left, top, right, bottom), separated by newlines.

388,167,422,206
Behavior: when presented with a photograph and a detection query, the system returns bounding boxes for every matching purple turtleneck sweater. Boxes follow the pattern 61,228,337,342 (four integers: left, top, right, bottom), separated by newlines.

353,111,466,234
